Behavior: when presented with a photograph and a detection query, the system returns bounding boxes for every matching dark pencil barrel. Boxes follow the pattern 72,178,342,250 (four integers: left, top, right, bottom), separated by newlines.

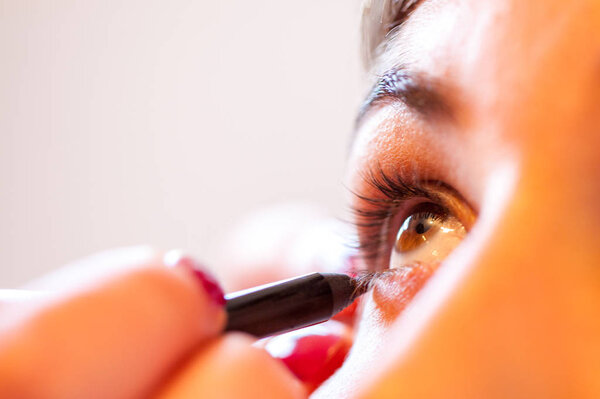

225,272,358,338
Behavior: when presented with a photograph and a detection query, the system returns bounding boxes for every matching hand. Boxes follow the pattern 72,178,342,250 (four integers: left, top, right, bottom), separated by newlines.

0,246,304,399
213,204,357,393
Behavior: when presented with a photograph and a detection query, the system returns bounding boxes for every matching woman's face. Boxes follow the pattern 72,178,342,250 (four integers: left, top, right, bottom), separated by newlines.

314,0,600,397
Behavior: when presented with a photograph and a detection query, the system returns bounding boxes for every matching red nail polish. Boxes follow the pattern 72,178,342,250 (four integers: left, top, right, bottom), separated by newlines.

264,323,352,392
189,265,226,306
165,252,226,306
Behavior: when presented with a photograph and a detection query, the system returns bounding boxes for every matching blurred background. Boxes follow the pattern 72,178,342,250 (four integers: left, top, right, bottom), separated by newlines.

0,1,363,287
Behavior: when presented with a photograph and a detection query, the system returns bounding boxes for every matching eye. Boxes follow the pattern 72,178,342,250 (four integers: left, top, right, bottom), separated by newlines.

390,202,467,268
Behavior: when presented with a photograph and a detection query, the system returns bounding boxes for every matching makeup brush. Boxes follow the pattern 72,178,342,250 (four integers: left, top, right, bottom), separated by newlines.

224,272,369,338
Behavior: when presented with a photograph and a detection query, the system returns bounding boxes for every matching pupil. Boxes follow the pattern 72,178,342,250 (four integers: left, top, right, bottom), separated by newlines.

415,222,426,234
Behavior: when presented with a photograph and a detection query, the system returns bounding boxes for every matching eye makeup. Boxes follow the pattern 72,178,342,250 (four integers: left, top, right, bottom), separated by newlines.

224,268,414,339
349,163,475,272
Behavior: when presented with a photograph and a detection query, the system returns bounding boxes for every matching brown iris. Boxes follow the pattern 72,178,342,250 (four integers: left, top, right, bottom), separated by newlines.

391,202,467,268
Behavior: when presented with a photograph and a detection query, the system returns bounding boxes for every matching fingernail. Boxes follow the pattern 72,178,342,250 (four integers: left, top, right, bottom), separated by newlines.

263,322,352,392
164,250,226,306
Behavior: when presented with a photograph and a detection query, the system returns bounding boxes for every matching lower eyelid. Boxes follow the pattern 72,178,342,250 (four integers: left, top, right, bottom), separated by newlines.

369,262,438,323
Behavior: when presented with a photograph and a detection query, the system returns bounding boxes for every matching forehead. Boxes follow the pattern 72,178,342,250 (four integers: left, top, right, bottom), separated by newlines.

363,0,600,70
363,0,600,138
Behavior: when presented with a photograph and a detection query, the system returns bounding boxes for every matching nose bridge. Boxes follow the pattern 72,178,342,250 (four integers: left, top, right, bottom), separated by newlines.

505,121,600,270
480,0,600,279
499,46,600,267
406,87,600,397
455,150,600,395
361,157,600,399
362,85,600,399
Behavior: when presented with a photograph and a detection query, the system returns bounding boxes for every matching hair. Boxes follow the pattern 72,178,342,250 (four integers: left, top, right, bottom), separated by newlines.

361,0,420,69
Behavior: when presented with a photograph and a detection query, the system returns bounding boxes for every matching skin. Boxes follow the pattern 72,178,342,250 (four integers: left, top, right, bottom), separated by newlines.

314,0,600,397
1,1,599,397
0,247,304,399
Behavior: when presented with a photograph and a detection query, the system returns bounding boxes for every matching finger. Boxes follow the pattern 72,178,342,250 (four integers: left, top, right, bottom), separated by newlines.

0,289,46,303
0,248,226,399
156,333,306,399
23,245,157,291
260,321,353,393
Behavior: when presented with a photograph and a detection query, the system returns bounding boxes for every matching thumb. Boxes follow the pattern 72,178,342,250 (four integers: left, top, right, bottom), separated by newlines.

156,333,306,399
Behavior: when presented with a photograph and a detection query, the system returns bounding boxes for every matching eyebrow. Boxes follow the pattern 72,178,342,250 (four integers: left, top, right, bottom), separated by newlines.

356,67,454,127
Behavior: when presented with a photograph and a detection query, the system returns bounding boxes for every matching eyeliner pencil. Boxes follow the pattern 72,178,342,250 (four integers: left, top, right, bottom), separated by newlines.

225,272,367,338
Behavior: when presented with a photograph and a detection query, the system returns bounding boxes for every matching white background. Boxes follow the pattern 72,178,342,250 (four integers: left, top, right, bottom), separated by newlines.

0,1,363,286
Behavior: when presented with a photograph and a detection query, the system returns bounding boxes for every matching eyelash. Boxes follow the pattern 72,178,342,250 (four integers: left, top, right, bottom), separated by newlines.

348,164,440,269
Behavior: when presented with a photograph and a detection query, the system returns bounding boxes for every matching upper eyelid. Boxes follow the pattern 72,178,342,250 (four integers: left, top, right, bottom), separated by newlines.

348,163,472,269
349,165,438,267
357,163,432,203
